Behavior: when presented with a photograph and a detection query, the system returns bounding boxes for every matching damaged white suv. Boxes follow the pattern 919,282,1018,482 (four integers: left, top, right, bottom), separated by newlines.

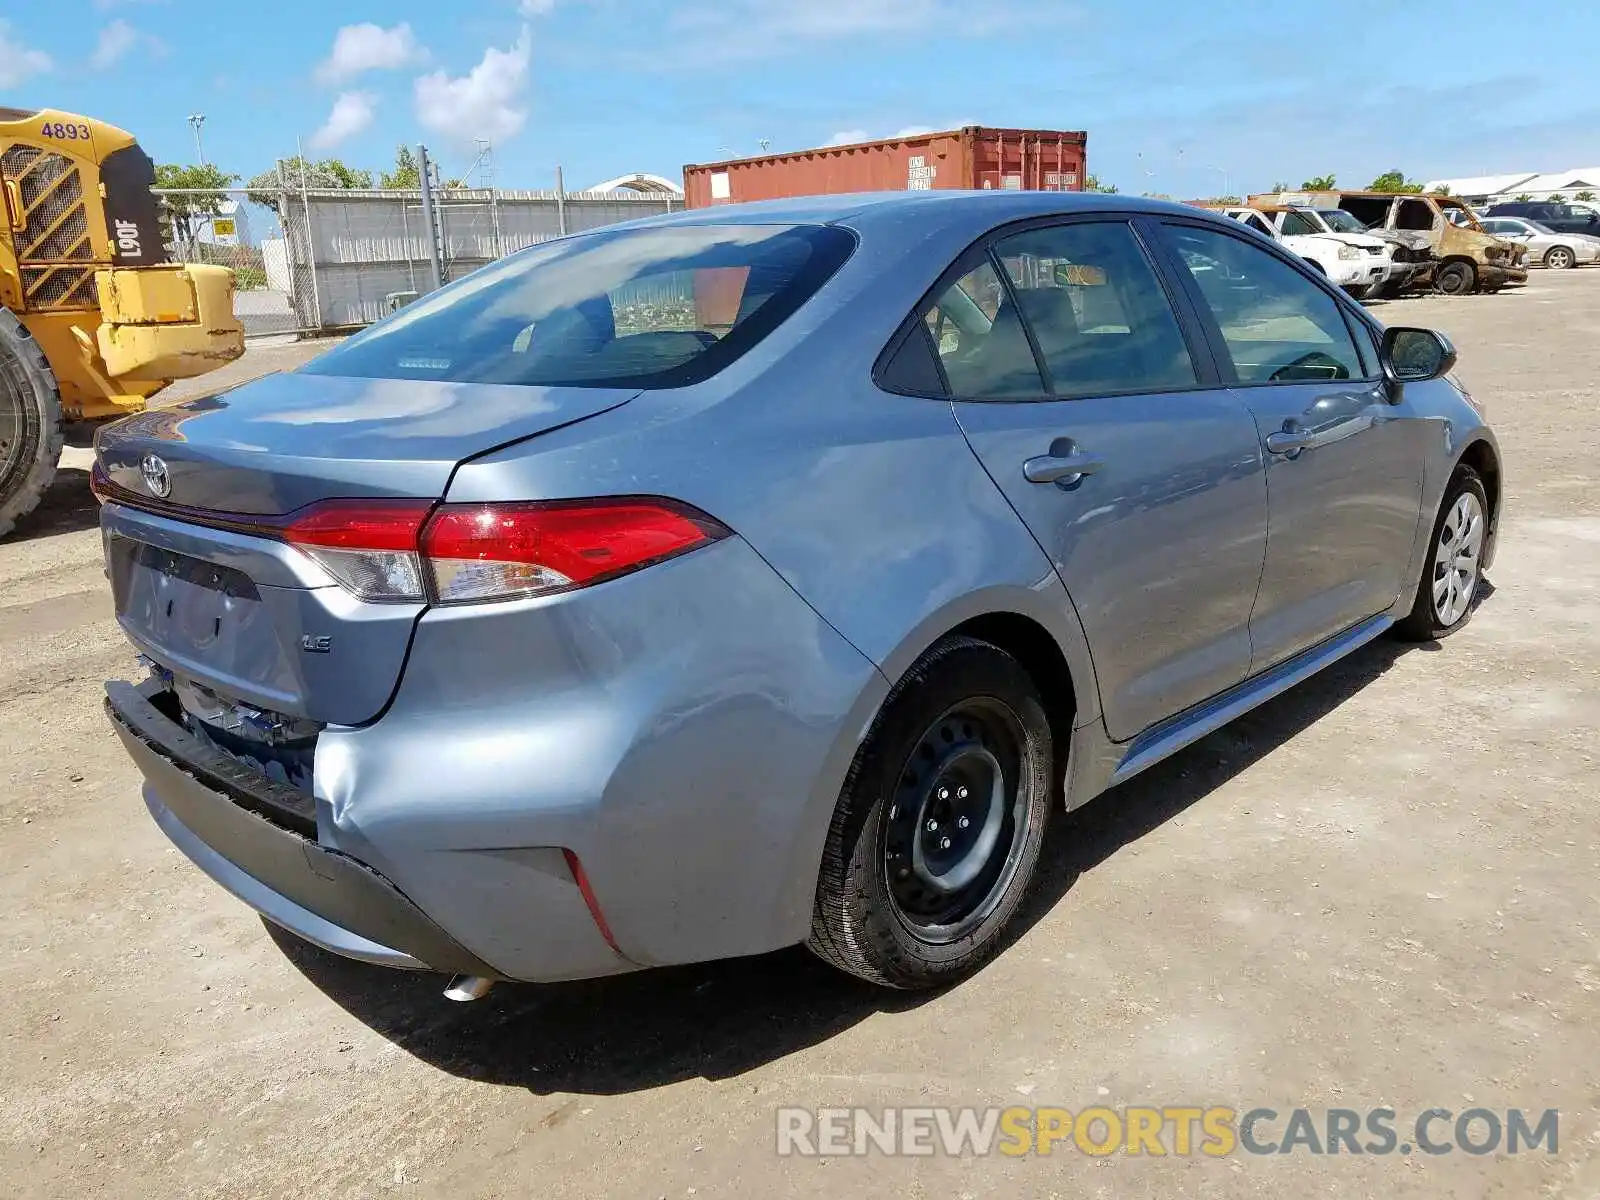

1222,205,1394,300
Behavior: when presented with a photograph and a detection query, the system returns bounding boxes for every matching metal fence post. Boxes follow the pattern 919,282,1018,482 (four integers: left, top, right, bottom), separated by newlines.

555,165,568,237
491,187,505,260
299,157,323,332
417,144,445,291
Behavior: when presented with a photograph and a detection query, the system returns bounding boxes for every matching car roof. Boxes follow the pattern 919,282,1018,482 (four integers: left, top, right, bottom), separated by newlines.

599,190,1216,237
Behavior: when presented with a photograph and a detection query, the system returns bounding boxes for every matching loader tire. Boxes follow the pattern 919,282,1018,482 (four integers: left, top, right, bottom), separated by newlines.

0,308,65,540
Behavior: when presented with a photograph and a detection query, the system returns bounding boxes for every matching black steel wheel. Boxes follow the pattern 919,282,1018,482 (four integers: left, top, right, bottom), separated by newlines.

808,637,1054,989
881,699,1029,943
0,308,65,540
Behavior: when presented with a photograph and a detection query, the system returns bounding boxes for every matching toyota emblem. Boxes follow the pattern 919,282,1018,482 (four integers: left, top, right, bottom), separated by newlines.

139,453,172,499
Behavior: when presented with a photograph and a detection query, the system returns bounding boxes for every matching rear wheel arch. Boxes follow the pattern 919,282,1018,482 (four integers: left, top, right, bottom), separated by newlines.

943,612,1079,760
773,593,1098,951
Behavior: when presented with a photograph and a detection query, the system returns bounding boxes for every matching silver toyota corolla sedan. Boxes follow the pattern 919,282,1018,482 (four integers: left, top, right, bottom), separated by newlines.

94,193,1501,996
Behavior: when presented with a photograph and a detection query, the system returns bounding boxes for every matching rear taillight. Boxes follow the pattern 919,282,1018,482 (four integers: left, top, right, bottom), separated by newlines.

284,500,433,602
422,499,727,604
280,497,727,605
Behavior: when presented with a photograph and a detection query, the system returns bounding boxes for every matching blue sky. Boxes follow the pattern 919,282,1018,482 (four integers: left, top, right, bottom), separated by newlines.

2,0,1597,197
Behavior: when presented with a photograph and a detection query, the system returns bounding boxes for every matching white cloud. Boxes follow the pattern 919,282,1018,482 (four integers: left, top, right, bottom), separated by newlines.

825,130,870,147
894,126,936,138
518,0,555,13
90,20,141,68
317,23,425,84
671,0,1069,62
414,28,532,145
0,21,53,87
310,91,376,149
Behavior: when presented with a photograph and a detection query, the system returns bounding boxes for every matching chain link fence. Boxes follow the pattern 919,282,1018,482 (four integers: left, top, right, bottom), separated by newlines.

154,188,299,337
154,183,681,339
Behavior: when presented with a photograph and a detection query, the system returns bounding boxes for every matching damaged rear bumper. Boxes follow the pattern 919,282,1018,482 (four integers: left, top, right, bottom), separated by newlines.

106,678,502,977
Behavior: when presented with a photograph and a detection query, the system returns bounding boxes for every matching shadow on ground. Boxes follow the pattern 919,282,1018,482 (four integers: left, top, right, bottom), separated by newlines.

276,631,1438,1095
10,467,99,543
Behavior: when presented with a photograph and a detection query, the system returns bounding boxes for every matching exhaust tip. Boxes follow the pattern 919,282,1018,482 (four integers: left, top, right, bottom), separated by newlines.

443,974,497,1002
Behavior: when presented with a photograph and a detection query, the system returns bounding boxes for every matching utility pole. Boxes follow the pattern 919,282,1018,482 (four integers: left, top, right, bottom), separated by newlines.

188,114,207,165
417,144,446,292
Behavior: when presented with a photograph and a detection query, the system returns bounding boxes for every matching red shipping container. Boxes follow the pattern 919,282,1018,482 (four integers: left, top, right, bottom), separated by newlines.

682,126,1088,209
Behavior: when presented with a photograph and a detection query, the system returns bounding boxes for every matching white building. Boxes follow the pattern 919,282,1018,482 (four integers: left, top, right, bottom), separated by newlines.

194,199,252,246
585,172,684,198
1424,168,1600,206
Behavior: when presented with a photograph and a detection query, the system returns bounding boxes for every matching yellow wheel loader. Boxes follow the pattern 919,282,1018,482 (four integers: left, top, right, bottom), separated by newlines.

0,106,244,537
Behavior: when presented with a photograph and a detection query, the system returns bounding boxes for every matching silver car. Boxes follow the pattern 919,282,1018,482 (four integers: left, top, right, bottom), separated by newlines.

95,194,1502,996
1482,215,1600,269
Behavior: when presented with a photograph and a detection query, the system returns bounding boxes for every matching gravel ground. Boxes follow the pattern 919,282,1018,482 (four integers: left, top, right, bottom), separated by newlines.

2,273,1597,1199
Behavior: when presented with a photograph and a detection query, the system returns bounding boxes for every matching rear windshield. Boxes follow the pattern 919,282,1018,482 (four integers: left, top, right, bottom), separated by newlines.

302,223,856,389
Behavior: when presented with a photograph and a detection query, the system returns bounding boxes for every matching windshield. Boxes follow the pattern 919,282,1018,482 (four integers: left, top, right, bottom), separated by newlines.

1520,220,1556,235
1317,210,1368,234
303,223,856,389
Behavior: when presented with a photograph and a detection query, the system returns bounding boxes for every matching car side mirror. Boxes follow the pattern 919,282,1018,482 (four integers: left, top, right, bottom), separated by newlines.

1381,327,1457,390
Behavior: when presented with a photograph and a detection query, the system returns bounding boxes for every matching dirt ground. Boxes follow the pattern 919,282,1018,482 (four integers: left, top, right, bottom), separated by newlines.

2,274,1598,1199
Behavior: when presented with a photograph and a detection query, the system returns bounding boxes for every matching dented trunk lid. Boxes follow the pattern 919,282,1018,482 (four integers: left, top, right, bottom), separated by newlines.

96,371,639,727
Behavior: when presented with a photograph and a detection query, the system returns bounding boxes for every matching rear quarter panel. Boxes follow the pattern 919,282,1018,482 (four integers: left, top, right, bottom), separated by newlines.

423,211,1108,960
445,211,1105,722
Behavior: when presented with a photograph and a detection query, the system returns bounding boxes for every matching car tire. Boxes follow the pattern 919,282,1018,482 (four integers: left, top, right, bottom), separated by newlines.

1544,246,1576,270
0,308,66,541
807,636,1053,989
1395,466,1490,641
1435,261,1476,296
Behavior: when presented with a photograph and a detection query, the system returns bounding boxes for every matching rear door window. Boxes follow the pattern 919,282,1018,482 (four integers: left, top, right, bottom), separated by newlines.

302,224,855,389
1162,224,1365,384
924,259,1046,398
1238,212,1274,237
1279,212,1319,237
992,222,1197,398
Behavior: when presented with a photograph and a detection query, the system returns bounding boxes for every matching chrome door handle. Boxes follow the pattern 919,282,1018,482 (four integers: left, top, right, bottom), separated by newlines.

1023,450,1105,486
1265,428,1313,455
